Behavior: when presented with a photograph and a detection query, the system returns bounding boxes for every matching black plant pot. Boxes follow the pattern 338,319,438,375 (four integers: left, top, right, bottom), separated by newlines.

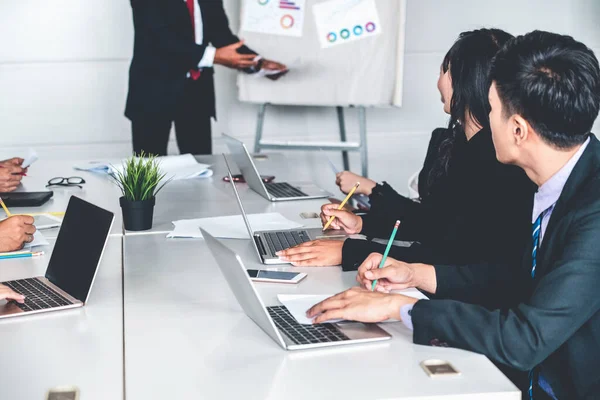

120,196,155,231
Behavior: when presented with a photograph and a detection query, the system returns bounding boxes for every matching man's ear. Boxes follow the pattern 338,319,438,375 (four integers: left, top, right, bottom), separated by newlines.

512,115,530,146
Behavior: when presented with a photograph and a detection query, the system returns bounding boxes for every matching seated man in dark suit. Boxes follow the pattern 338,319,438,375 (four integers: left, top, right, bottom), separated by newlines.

125,0,287,156
307,31,600,399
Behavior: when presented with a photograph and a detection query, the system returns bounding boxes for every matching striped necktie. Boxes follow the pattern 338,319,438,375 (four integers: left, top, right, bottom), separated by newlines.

529,211,544,400
531,213,543,279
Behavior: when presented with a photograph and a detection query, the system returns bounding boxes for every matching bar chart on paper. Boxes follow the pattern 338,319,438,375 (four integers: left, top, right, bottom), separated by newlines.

242,0,306,37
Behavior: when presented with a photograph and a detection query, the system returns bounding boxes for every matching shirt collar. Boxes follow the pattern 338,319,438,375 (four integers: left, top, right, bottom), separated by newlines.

532,136,590,222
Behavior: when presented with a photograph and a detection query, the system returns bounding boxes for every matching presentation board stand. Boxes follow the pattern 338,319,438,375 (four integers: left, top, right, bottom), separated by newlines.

253,104,369,177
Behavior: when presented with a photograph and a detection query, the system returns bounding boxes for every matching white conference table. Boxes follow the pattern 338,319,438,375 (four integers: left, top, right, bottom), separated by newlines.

1,153,520,399
122,154,520,399
0,237,123,400
123,235,519,400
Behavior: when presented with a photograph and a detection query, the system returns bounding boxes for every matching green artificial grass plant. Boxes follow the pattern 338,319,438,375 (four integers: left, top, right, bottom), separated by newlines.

111,153,170,201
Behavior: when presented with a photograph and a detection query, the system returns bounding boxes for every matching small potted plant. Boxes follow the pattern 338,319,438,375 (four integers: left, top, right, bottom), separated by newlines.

111,153,169,231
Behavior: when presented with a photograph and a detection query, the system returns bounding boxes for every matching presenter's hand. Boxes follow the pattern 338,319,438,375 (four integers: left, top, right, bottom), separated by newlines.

320,203,362,233
356,253,415,292
0,164,25,192
0,284,25,303
214,41,258,69
0,215,36,252
276,239,343,266
336,172,375,195
261,59,288,80
307,287,417,324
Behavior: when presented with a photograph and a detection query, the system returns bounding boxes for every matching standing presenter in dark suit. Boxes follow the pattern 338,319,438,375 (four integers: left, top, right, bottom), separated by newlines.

125,0,287,156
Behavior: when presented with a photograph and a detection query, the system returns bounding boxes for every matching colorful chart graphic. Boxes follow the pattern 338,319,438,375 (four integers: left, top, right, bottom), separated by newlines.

313,0,382,48
243,0,305,37
280,14,294,28
279,0,301,10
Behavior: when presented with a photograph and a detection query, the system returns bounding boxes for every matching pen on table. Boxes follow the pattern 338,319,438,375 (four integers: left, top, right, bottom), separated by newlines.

0,196,12,217
371,220,401,291
0,251,44,260
322,182,360,231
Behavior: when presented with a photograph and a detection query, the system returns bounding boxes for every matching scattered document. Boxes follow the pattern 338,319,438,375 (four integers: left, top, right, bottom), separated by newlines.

24,230,49,249
278,294,341,325
167,213,303,239
21,149,38,168
242,0,306,37
74,154,213,181
278,289,429,325
313,0,381,49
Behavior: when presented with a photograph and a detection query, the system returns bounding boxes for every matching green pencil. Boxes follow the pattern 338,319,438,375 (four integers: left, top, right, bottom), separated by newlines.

371,220,400,291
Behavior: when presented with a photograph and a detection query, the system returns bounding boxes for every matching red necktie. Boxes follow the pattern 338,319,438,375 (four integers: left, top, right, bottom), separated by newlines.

186,0,201,80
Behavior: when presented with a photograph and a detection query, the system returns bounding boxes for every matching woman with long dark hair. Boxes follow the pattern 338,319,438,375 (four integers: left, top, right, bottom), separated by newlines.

278,28,535,269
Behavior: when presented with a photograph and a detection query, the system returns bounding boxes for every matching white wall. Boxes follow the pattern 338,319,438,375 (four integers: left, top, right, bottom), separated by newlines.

1,0,599,191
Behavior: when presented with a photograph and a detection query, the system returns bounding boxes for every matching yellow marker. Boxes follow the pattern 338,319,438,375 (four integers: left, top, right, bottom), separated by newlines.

322,182,360,231
0,197,12,217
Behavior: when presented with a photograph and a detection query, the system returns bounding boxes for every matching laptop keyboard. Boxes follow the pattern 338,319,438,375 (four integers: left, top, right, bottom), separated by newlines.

267,305,350,345
264,230,310,254
4,278,72,312
265,182,308,198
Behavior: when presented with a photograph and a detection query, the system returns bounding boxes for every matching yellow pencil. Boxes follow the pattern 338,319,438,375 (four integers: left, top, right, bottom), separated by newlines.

0,197,12,217
323,182,360,231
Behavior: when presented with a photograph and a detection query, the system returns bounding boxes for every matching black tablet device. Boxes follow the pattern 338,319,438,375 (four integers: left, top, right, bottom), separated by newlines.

0,191,54,207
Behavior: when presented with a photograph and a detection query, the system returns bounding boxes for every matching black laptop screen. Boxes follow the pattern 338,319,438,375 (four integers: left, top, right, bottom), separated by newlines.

45,196,114,303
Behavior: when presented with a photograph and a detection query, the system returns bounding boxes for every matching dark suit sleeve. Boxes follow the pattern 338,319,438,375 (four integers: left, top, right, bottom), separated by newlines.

203,1,256,55
432,261,527,308
131,0,208,70
411,209,600,371
359,128,448,240
360,183,423,239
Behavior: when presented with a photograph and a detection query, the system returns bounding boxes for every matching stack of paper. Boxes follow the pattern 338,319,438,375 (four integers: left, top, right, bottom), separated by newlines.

167,213,304,239
278,289,429,325
73,154,213,180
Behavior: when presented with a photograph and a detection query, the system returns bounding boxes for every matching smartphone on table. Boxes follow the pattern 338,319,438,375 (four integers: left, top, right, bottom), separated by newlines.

247,269,307,284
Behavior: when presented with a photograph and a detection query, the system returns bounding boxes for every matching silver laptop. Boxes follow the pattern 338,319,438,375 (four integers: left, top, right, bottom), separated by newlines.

224,155,345,265
202,228,391,350
223,133,330,201
0,196,114,319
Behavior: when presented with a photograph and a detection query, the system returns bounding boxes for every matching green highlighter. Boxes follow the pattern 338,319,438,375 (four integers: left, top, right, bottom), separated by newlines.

371,220,401,291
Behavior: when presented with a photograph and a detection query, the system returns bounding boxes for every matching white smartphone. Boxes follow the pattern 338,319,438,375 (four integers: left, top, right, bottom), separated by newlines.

247,269,307,284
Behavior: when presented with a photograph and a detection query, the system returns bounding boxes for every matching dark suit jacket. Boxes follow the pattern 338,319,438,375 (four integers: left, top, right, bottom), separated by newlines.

341,127,535,270
125,0,254,121
412,134,600,399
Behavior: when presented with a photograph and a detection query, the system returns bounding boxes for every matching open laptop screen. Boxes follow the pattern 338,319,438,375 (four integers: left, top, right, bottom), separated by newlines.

45,196,114,303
